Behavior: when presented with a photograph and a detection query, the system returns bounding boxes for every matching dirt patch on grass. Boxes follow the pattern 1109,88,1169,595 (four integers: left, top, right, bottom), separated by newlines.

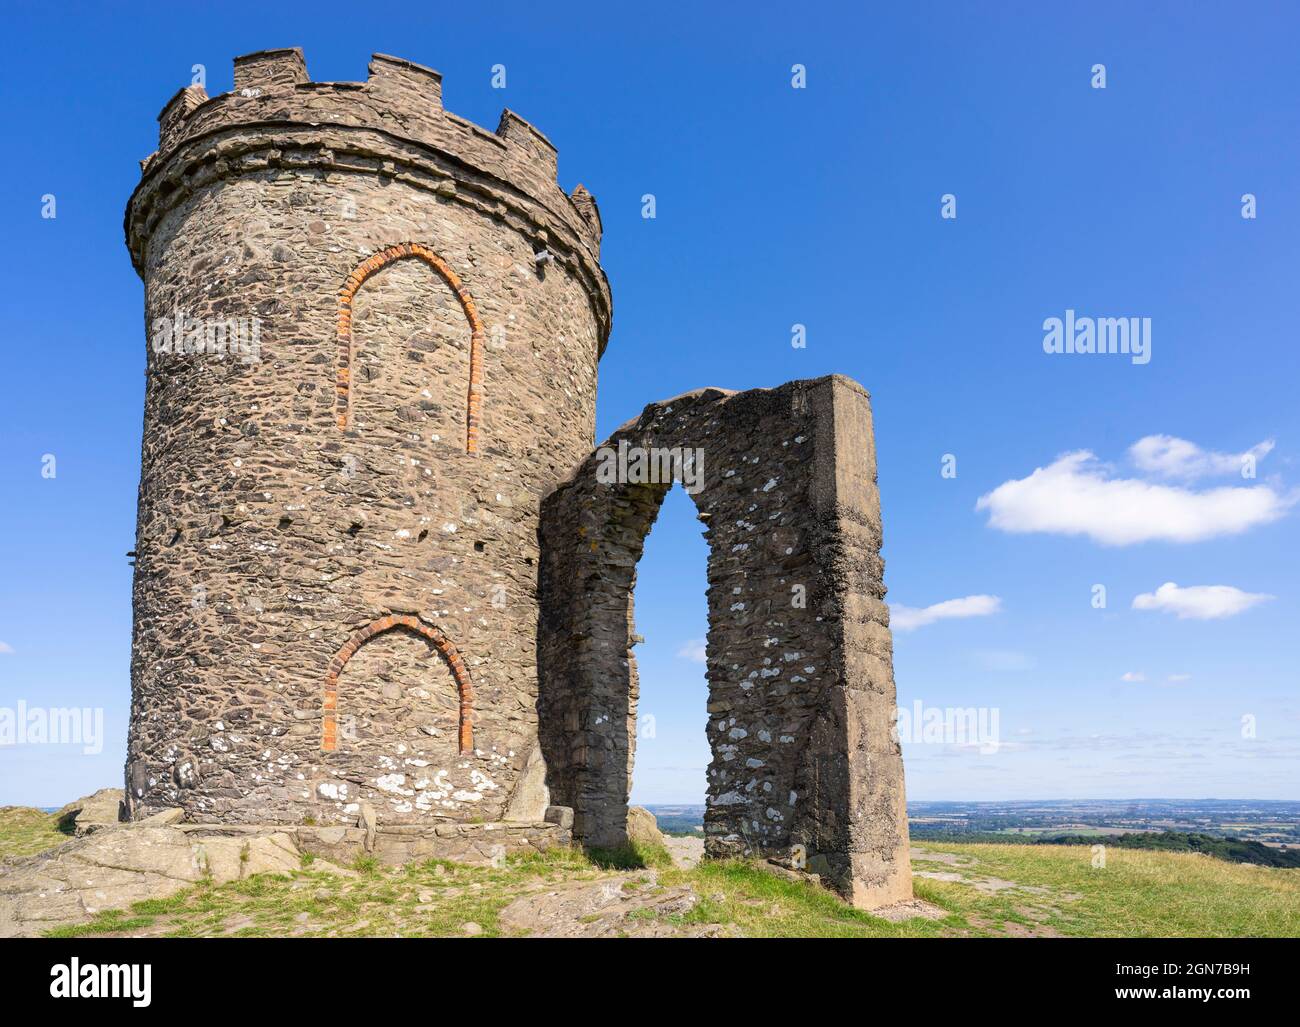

870,898,948,923
910,846,976,868
664,835,704,869
498,870,722,937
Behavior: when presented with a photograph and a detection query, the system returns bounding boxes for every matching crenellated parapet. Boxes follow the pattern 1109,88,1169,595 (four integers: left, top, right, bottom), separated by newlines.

126,48,611,351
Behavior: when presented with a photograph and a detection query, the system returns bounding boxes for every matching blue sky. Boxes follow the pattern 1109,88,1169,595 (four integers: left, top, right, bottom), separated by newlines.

1,1,1297,807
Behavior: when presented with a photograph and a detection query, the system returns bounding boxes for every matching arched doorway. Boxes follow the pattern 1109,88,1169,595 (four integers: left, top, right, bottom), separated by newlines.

625,485,711,827
537,377,913,908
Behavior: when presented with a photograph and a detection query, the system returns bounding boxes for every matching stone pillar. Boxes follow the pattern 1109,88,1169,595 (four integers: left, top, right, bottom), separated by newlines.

798,376,912,907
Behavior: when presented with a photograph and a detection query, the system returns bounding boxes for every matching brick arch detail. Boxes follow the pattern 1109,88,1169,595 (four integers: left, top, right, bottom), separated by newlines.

336,242,486,452
321,614,474,754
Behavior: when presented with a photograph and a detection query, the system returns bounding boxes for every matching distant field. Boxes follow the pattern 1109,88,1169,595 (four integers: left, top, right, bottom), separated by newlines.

1000,825,1141,836
642,805,707,835
643,802,1300,868
907,799,1300,849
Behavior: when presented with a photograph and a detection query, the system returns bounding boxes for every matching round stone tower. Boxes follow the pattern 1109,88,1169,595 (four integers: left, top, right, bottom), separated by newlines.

123,49,611,826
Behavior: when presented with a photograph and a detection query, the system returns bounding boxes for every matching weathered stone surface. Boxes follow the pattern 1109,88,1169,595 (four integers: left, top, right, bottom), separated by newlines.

626,806,665,850
357,801,378,852
140,808,185,827
191,832,301,883
497,871,717,938
0,823,298,938
54,788,124,835
0,816,569,936
502,744,550,822
289,820,568,867
665,834,704,869
544,805,574,831
538,376,912,908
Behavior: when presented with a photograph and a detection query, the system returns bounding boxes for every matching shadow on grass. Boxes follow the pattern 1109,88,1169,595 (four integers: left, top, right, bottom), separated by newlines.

583,840,673,871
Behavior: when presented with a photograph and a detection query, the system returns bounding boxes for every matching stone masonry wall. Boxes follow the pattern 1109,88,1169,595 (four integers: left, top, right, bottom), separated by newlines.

123,49,608,827
538,376,912,907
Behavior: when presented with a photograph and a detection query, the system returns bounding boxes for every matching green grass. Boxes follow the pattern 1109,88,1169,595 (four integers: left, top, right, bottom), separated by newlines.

914,842,1300,937
0,807,72,862
12,826,1296,938
38,847,610,939
660,859,963,937
5,800,1293,938
585,838,674,871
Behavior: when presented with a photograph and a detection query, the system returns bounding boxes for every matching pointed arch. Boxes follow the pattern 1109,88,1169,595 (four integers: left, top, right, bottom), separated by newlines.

321,614,474,754
336,242,485,452
537,378,913,908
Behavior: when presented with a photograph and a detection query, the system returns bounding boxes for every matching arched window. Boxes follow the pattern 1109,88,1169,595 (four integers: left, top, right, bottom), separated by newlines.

322,614,474,753
336,243,485,452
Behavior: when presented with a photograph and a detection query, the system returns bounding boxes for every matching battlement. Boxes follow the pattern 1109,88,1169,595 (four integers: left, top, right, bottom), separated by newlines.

148,48,565,189
128,48,610,347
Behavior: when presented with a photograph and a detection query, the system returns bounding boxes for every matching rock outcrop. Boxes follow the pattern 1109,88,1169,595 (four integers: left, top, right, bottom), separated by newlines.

0,819,299,937
54,788,124,835
626,806,666,851
0,806,571,937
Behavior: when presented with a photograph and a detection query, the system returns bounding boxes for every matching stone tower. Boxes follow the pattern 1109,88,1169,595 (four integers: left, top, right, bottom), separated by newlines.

123,49,610,826
125,48,911,909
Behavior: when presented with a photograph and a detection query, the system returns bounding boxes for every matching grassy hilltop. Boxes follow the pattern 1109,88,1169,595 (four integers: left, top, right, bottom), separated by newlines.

2,806,1295,938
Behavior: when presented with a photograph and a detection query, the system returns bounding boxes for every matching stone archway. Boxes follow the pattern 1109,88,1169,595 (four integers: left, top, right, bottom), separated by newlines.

538,375,912,909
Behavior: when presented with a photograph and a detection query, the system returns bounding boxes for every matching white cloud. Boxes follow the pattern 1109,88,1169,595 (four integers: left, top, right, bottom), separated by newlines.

1167,674,1191,682
1120,671,1146,682
1132,582,1274,620
1129,435,1274,481
675,639,706,664
951,740,1029,754
891,595,1001,632
975,450,1292,545
0,642,12,654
